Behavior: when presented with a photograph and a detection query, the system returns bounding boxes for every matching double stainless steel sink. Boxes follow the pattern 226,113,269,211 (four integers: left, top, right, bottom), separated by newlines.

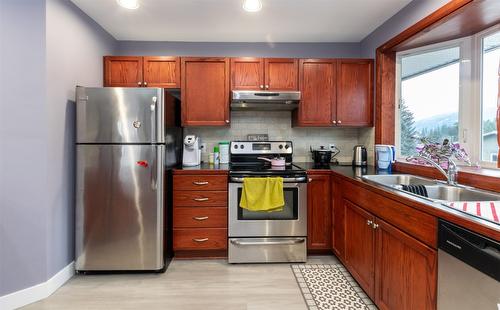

361,174,500,203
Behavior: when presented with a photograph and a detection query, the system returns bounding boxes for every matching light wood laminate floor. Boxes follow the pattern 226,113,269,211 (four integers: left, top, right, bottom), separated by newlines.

22,256,340,310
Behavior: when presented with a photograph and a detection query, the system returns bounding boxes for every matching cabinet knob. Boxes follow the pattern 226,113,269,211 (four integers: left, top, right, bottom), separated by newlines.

338,120,342,124
143,81,148,86
265,85,269,89
137,82,142,86
260,85,264,89
225,119,230,124
308,178,312,182
332,120,337,124
372,223,379,229
367,220,373,226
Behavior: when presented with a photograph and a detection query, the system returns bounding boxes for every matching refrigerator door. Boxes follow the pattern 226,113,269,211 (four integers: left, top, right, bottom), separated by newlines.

76,87,164,144
75,144,164,271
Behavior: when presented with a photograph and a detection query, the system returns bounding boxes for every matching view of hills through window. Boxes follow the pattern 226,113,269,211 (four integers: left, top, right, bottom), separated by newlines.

481,31,500,162
399,46,460,157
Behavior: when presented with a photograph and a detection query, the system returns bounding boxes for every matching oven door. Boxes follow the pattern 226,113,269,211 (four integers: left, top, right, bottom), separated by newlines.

228,176,307,237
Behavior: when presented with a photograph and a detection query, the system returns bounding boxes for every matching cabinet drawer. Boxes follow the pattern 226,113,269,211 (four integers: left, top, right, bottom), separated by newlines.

174,175,227,191
173,228,227,250
174,191,227,206
174,207,227,228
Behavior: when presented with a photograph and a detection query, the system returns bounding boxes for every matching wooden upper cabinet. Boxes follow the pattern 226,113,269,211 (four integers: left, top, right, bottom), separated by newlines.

230,57,264,90
336,59,374,126
375,218,437,310
143,56,180,88
230,57,298,91
104,56,143,87
294,59,336,126
307,173,332,251
181,57,230,127
344,199,376,299
265,58,299,90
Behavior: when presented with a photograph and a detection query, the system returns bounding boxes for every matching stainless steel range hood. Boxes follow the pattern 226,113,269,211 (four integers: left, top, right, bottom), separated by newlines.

231,90,301,111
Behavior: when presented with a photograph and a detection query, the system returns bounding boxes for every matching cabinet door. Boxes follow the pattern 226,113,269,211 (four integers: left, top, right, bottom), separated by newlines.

230,57,264,90
295,59,336,126
336,59,373,127
331,178,345,259
344,199,376,299
375,218,437,310
143,56,180,88
181,57,230,126
103,56,143,87
265,58,298,90
307,174,331,251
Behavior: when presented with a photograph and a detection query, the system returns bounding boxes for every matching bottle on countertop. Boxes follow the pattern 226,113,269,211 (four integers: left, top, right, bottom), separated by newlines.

213,146,220,165
219,141,229,164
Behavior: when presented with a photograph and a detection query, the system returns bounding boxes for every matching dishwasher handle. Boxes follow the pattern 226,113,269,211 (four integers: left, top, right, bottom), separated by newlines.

438,220,500,281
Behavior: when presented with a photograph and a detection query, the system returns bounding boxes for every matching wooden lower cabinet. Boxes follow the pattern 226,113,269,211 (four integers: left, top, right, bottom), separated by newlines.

332,178,345,259
340,196,437,309
173,172,228,258
344,199,376,298
307,173,332,251
375,218,437,310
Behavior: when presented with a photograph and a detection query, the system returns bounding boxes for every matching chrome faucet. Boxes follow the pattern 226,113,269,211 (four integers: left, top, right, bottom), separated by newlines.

406,138,470,186
406,154,458,185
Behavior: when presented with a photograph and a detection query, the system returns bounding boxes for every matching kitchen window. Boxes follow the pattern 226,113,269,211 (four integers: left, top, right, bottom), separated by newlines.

396,24,500,168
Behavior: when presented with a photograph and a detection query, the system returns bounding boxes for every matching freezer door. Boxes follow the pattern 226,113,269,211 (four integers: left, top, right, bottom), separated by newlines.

75,144,164,271
76,87,164,144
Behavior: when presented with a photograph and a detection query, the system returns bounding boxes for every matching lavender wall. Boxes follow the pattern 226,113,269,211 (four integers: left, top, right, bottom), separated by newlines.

0,0,48,297
116,41,361,58
45,0,116,277
0,0,115,299
360,0,450,58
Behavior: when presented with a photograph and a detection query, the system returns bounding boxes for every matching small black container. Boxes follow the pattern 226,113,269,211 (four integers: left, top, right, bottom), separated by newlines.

310,146,340,164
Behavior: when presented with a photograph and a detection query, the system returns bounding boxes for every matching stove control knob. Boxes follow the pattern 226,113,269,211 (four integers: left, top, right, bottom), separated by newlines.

285,144,290,149
279,144,283,149
234,144,238,149
240,144,245,149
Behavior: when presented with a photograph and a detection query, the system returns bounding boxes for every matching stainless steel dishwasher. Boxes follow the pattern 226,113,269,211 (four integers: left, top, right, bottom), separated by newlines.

438,220,500,310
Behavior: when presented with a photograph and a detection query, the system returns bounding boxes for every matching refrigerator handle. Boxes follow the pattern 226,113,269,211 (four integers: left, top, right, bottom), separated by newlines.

151,96,157,142
151,149,157,191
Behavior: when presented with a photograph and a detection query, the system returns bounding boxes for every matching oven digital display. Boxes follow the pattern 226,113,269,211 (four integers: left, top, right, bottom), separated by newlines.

252,143,271,151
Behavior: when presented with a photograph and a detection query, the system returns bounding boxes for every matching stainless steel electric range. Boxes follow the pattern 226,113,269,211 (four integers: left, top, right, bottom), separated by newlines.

228,141,307,263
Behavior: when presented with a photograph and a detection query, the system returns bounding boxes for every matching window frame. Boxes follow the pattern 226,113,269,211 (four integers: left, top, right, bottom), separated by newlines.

395,23,500,169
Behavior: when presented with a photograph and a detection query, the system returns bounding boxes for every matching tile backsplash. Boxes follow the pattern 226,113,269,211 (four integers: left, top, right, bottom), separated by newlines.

184,111,374,163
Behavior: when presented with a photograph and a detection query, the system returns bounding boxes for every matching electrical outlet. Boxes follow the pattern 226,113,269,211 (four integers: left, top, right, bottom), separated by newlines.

200,143,207,153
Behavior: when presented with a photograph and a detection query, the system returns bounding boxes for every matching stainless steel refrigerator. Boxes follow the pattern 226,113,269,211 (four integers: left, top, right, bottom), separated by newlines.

75,87,181,272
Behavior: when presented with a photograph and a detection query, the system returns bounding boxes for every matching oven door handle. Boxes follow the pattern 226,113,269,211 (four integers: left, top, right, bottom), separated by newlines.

230,238,305,246
229,176,307,183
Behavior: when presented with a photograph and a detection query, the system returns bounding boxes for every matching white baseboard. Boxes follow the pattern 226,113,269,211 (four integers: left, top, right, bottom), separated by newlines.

0,261,75,310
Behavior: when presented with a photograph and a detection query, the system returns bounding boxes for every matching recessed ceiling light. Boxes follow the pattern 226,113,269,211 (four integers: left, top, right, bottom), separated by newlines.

117,0,140,10
243,0,262,12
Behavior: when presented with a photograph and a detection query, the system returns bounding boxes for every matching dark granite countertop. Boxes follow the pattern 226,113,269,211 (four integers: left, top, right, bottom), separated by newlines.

295,162,499,241
173,163,229,174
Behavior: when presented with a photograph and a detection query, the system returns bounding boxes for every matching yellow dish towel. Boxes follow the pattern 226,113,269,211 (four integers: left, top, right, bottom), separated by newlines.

240,177,285,212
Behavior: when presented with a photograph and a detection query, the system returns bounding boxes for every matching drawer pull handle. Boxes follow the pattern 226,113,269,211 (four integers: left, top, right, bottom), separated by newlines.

193,197,209,202
193,216,209,221
193,181,209,185
193,238,209,242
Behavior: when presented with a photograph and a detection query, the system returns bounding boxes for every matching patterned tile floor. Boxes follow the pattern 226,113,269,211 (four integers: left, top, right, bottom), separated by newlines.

292,264,377,310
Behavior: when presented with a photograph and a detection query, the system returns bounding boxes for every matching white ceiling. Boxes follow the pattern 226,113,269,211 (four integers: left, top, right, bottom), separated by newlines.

71,0,412,42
